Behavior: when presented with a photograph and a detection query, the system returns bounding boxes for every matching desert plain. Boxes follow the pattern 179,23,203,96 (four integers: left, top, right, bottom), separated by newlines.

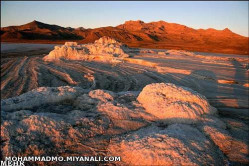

1,35,248,166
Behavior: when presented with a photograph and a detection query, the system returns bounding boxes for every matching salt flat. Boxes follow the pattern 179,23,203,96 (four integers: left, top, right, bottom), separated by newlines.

1,42,57,53
1,39,248,165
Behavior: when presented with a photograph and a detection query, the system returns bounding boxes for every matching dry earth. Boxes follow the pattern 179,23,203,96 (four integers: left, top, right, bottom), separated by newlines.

1,38,249,165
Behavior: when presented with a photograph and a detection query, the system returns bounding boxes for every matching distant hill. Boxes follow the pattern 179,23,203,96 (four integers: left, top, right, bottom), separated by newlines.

1,20,248,55
1,20,82,40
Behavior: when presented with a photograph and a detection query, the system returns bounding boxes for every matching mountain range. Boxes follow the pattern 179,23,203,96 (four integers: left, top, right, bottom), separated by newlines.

1,20,248,55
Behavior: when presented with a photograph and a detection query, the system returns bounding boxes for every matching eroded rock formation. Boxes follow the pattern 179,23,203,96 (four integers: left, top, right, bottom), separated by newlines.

2,83,247,165
43,36,130,61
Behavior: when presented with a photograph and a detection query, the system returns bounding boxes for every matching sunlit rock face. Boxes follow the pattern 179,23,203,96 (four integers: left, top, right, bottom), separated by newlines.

107,124,227,165
43,36,130,61
43,42,90,61
1,83,247,165
88,36,130,57
137,83,217,124
1,86,148,159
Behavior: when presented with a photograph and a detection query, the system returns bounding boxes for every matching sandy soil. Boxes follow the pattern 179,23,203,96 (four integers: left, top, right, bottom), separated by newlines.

1,42,248,165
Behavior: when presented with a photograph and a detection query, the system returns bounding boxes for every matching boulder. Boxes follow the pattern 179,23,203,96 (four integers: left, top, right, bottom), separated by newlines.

137,83,217,124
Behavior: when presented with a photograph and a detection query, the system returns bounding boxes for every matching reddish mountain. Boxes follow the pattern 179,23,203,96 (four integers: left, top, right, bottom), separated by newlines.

1,20,82,40
1,20,248,55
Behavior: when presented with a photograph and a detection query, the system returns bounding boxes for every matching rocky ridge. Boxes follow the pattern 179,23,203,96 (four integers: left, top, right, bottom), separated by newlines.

1,20,248,55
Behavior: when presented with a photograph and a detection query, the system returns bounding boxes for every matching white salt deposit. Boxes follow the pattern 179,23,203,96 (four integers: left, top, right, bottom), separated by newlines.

1,83,247,165
43,36,130,61
137,83,217,124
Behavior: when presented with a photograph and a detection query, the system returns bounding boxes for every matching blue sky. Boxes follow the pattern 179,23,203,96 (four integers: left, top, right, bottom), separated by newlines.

1,1,248,36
